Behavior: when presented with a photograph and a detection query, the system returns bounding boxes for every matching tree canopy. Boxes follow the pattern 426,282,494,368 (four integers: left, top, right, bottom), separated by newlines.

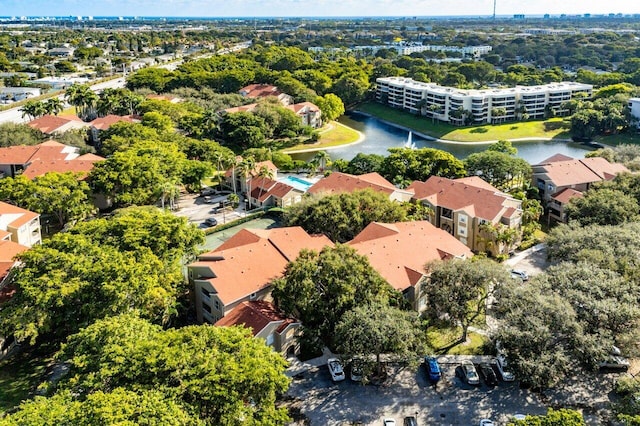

272,244,398,350
284,189,408,243
464,150,531,192
0,207,203,344
56,314,290,426
0,172,95,227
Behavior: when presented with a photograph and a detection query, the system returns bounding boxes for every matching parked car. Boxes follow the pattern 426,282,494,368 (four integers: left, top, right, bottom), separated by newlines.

478,362,498,386
424,356,441,382
383,419,396,426
491,355,515,382
403,416,418,426
350,358,363,382
203,217,218,227
457,360,480,385
511,269,529,281
479,420,495,426
512,414,526,421
200,187,217,196
599,346,630,371
328,358,345,382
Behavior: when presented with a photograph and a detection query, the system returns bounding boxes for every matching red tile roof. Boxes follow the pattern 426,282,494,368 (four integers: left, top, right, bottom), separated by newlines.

223,103,258,114
0,140,78,166
191,227,333,305
534,157,628,187
21,155,105,179
551,188,584,204
408,176,520,222
27,114,87,134
0,201,40,229
538,153,575,164
214,300,296,335
249,177,300,203
308,172,397,196
239,84,283,99
0,239,28,262
286,102,320,115
349,221,474,291
90,114,137,131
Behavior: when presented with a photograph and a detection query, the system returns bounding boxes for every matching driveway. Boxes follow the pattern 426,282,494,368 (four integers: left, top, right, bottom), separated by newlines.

173,192,244,228
505,244,550,279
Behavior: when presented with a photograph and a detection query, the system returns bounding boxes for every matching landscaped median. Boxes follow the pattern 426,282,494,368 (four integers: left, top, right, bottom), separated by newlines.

355,101,573,143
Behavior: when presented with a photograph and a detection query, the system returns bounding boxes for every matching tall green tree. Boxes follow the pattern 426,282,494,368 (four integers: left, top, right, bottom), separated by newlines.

336,303,427,376
0,172,95,227
424,258,511,342
314,93,345,122
0,389,202,426
284,189,407,243
464,150,531,192
57,314,290,426
272,244,397,349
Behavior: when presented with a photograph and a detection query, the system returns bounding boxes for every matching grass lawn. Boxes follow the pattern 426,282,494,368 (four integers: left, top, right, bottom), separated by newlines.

356,102,572,142
427,326,489,356
282,121,361,153
593,132,640,146
0,348,53,414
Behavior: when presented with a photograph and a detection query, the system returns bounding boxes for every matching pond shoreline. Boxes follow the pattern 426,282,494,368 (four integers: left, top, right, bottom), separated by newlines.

352,110,574,145
282,121,365,154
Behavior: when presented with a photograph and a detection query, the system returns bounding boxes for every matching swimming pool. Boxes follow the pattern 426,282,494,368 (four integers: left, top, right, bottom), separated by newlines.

278,175,314,192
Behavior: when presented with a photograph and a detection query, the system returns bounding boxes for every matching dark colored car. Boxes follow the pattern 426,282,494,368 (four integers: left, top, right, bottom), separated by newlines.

203,217,218,227
478,362,498,386
424,356,441,382
403,416,418,426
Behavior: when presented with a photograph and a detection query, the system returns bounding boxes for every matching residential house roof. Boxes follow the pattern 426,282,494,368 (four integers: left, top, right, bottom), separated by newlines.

90,114,137,131
222,103,258,114
533,157,629,187
308,172,414,201
286,102,320,115
191,227,333,305
551,188,584,204
249,177,301,203
239,84,284,99
214,300,297,335
21,153,105,179
454,176,501,192
0,239,28,284
538,153,575,164
349,221,473,291
407,176,521,222
0,201,39,230
27,114,87,134
0,140,79,166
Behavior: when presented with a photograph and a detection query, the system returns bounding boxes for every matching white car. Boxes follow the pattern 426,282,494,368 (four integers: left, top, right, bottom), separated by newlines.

511,269,529,281
479,420,495,426
492,355,515,381
599,346,630,370
327,358,345,382
383,419,396,426
458,360,480,385
512,414,527,421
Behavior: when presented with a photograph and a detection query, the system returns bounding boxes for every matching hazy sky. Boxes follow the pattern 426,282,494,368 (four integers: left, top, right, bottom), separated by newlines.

2,0,639,17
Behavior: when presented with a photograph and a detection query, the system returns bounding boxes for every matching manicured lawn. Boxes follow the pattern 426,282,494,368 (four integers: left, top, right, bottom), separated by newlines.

427,327,489,356
0,349,53,414
355,102,572,142
282,121,361,153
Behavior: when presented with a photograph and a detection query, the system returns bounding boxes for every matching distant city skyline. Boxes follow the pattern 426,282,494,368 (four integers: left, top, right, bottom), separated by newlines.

1,0,640,18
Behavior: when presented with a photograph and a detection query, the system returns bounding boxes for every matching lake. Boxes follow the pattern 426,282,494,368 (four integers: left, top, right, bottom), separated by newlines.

292,112,592,164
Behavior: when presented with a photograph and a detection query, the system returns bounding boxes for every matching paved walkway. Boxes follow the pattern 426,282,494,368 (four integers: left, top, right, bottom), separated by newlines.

505,243,547,267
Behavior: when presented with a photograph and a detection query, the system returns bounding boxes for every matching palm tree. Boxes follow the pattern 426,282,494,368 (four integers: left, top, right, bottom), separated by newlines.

312,150,331,173
255,165,275,207
65,84,98,120
158,179,180,210
20,100,47,120
428,104,440,123
44,97,64,116
237,156,256,209
491,107,507,124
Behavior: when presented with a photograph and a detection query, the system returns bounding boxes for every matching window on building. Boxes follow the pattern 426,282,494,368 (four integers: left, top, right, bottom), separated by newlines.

201,301,211,313
214,299,220,311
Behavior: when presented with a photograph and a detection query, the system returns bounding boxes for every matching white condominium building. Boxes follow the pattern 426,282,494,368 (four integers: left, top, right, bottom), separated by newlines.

629,98,640,129
376,77,592,125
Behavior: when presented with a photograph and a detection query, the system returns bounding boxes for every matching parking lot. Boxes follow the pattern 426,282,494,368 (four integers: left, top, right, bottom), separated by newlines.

285,356,619,426
173,191,244,228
